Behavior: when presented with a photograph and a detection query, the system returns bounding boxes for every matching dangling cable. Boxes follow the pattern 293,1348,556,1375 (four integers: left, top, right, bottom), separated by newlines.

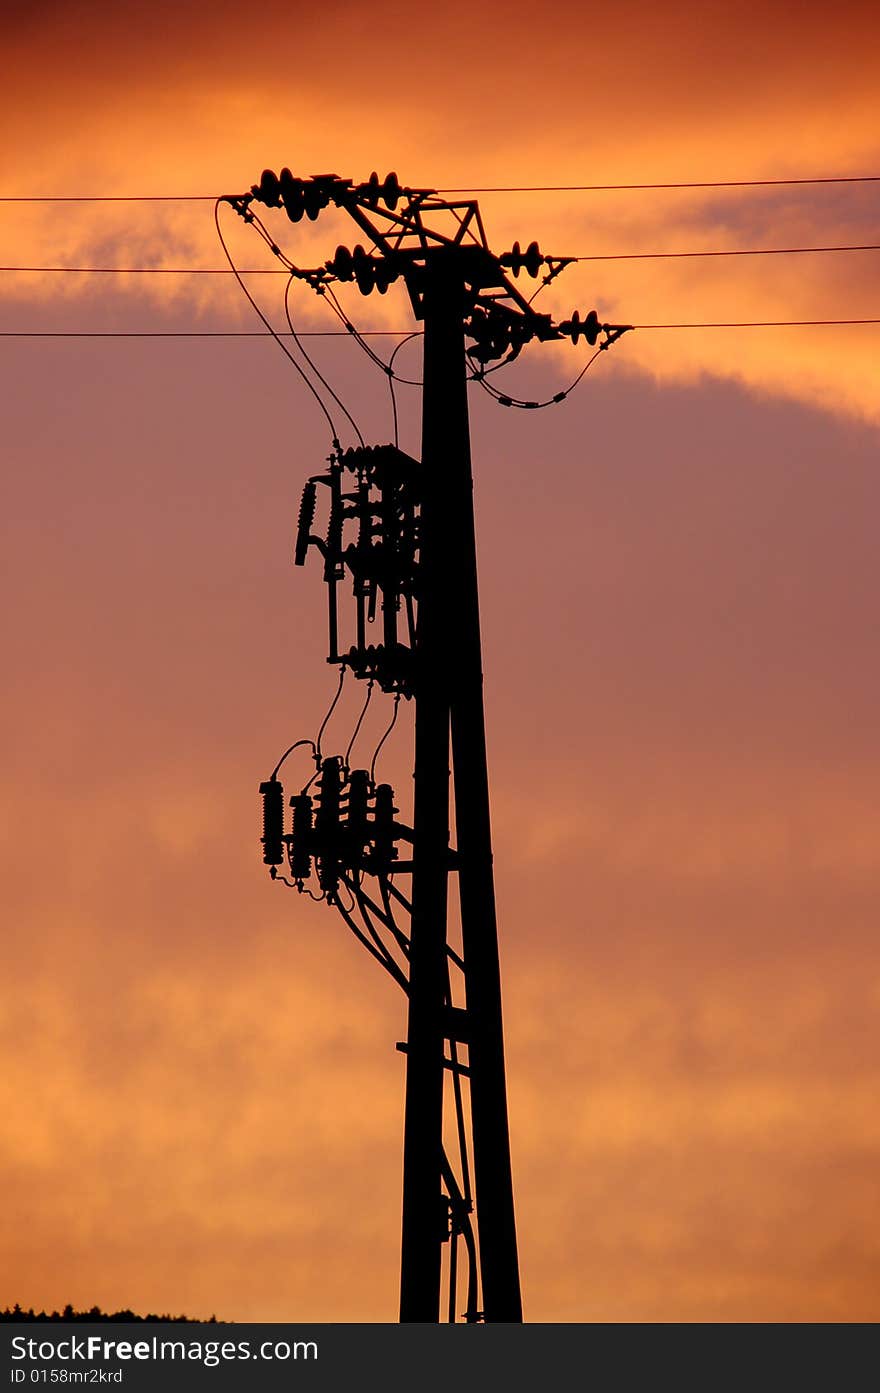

322,283,423,387
270,870,298,889
233,204,298,272
386,331,422,448
383,879,464,971
342,875,407,981
336,882,357,914
344,679,374,769
376,879,411,957
448,1216,459,1325
445,960,472,1207
214,200,341,448
222,198,423,416
332,897,409,992
284,275,366,448
448,1034,472,1206
356,876,412,960
440,1150,478,1322
321,284,393,374
370,693,401,783
468,345,604,410
316,667,346,763
271,738,317,780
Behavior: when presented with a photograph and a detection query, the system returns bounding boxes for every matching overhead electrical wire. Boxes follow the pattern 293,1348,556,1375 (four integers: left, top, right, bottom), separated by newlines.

633,318,880,328
270,738,317,781
386,331,422,447
469,345,605,410
315,667,346,764
344,679,374,769
0,329,415,337
356,879,413,962
220,198,425,443
283,272,365,447
572,243,880,263
7,236,878,424
3,174,880,201
343,878,408,984
438,176,880,192
0,266,296,274
6,202,880,395
318,281,423,387
3,322,878,339
7,205,880,372
3,242,879,275
332,895,409,992
0,194,221,202
370,694,401,783
213,198,342,446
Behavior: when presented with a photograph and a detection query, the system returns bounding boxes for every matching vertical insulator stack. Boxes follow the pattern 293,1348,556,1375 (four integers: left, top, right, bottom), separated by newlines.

346,769,371,869
289,793,313,880
259,777,285,866
294,481,317,566
315,757,343,894
373,782,398,871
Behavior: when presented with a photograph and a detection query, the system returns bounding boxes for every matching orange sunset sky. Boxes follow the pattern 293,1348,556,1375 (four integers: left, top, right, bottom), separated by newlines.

2,0,879,1321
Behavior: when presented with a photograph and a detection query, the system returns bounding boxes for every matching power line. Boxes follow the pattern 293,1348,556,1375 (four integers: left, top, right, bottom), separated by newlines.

0,331,362,337
632,318,880,328
282,271,365,447
2,241,879,276
212,197,345,446
0,266,288,274
1,321,878,339
573,243,880,263
2,174,880,201
439,176,880,192
0,329,416,338
0,195,219,202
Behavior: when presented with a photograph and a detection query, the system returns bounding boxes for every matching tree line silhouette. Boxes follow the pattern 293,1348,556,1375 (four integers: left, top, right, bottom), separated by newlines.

1,1304,218,1323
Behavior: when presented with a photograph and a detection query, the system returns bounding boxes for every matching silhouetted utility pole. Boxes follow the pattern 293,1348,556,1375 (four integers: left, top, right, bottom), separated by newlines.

242,170,630,1323
402,261,522,1320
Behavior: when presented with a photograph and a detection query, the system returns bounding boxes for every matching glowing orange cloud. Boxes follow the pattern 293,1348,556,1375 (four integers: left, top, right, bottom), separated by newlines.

2,0,879,1325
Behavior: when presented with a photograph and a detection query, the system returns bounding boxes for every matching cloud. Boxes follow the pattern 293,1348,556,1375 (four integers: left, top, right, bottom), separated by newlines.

2,0,879,420
2,0,879,1323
